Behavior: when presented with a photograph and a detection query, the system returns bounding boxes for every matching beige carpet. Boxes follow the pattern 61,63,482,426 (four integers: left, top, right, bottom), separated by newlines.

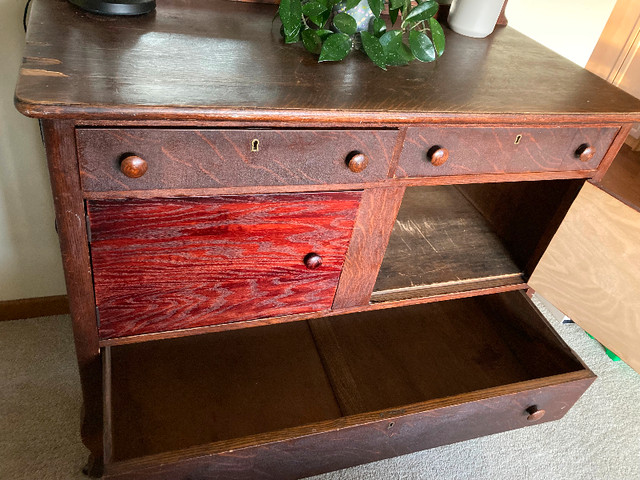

1,296,639,480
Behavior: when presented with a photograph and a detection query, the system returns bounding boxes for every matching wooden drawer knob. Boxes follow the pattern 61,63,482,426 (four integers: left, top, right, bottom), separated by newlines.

575,144,596,162
427,146,449,166
304,252,323,270
346,151,369,173
525,405,546,421
120,155,148,178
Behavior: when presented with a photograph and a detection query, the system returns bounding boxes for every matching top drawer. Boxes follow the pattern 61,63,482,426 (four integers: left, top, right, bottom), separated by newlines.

76,128,398,192
396,126,619,178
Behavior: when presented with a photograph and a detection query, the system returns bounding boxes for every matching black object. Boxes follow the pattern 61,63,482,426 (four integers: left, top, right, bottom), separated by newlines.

68,0,155,15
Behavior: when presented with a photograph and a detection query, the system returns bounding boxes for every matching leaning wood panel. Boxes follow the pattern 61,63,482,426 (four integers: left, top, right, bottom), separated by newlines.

530,182,640,373
88,192,361,339
77,128,398,191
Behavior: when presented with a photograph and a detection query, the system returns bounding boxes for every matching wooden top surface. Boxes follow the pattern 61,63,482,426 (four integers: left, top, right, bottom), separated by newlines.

15,0,640,123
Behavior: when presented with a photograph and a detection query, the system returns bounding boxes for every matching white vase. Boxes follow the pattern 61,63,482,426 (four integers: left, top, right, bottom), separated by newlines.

448,0,506,38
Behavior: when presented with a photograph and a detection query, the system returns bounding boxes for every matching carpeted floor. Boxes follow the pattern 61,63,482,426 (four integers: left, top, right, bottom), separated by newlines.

1,296,639,480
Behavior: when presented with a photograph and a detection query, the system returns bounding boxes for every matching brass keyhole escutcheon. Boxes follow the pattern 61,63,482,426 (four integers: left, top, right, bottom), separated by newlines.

251,139,260,152
514,134,522,145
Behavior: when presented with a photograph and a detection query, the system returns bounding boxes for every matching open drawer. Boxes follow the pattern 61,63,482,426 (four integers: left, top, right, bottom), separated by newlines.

102,290,594,479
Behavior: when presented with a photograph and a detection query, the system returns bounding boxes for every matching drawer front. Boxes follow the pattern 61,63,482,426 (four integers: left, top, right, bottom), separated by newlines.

396,126,618,177
88,192,361,339
77,128,398,191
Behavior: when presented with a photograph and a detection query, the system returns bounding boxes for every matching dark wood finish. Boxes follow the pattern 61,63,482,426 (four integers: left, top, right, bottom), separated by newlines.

88,192,361,339
40,120,103,476
16,0,640,124
109,321,341,461
599,143,640,209
0,295,69,321
100,282,527,347
593,124,634,182
396,126,618,178
102,291,593,479
346,152,369,173
119,155,147,178
77,129,397,192
526,405,545,421
373,185,522,300
332,187,405,309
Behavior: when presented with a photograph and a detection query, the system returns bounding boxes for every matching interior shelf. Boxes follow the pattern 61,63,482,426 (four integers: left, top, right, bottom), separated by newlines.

106,291,585,463
372,181,583,302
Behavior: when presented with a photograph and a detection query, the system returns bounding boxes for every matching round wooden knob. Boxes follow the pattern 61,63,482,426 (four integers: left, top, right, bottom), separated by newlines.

575,144,596,162
346,152,369,173
304,253,323,270
427,146,449,166
120,155,148,178
526,405,546,422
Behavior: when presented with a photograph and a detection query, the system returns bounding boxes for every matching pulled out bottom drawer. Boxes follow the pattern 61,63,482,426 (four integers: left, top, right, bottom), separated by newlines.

102,291,594,479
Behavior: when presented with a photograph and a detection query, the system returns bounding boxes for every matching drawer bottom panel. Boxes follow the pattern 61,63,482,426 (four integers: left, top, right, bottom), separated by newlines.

103,291,594,479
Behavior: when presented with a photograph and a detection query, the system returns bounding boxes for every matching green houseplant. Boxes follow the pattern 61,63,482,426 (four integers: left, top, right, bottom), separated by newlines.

278,0,445,69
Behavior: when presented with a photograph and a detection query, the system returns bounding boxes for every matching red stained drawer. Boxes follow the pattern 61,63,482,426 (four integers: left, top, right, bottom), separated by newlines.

88,192,361,339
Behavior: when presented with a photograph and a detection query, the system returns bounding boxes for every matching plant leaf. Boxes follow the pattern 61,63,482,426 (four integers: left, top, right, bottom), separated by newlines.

389,7,399,26
279,0,302,40
429,17,445,56
319,33,352,62
409,30,436,62
360,31,387,70
402,0,438,26
302,1,327,17
333,13,358,35
302,29,323,54
379,30,402,49
316,29,334,40
308,10,331,27
386,40,414,66
345,0,361,9
389,0,403,10
367,0,383,18
371,17,386,37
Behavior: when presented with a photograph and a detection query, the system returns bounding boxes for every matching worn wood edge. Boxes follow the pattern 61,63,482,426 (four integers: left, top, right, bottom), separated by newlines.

102,370,594,476
103,346,113,464
370,273,524,303
98,283,528,347
388,127,407,177
14,99,640,125
82,170,600,200
592,124,633,182
0,295,69,321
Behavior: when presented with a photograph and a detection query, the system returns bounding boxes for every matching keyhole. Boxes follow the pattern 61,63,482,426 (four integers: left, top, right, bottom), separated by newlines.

514,134,522,145
251,139,260,152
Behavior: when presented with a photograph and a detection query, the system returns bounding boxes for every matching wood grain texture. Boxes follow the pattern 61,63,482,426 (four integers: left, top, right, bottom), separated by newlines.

310,291,584,416
77,128,398,191
0,295,69,321
15,0,640,123
396,126,618,178
88,192,361,339
332,186,405,309
40,120,103,475
593,124,634,183
109,321,342,461
372,185,522,299
530,182,640,373
599,143,640,209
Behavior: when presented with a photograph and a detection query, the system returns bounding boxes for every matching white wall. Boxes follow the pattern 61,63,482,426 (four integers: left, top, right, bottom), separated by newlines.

0,0,66,300
506,0,617,67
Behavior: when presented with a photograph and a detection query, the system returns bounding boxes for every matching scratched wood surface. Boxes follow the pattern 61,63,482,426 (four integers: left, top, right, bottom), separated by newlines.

16,0,640,123
372,185,521,299
530,182,640,373
88,192,361,339
396,126,618,178
77,128,398,191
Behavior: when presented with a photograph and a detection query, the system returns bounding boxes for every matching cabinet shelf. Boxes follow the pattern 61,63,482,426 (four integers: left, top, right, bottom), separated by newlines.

104,291,591,478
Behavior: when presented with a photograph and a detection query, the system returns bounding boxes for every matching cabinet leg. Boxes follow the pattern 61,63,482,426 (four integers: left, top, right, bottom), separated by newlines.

83,452,104,478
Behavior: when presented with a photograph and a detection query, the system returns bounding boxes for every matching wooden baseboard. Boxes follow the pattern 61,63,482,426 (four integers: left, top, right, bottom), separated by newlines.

0,295,70,321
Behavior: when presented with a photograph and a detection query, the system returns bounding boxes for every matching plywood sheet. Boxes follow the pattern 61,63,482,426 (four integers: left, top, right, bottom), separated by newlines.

530,182,640,373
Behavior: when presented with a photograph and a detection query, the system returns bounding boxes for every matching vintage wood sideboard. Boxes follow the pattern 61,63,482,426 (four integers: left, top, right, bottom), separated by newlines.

15,0,640,478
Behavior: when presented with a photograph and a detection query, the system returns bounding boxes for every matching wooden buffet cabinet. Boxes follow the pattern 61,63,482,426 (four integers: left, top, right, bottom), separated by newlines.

15,0,640,478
